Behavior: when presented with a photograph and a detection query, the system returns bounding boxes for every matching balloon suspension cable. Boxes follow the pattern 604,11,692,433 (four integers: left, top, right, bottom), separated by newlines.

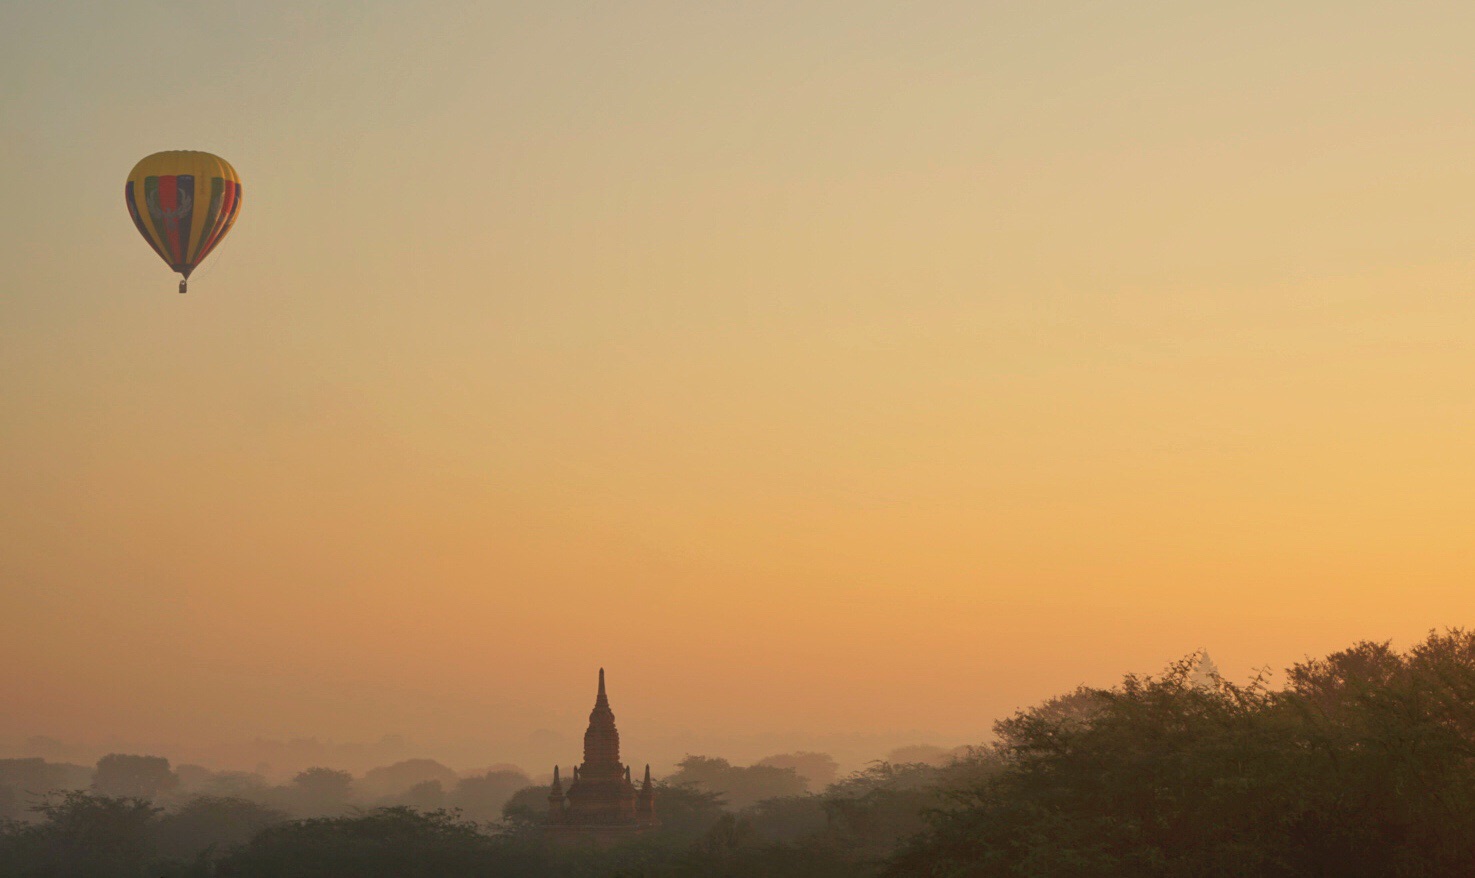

179,278,188,294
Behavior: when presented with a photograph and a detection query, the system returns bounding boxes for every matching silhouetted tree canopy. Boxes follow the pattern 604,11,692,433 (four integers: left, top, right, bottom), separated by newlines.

665,755,807,809
450,769,529,823
0,758,92,821
887,630,1475,877
0,791,160,877
647,782,728,841
284,768,354,817
154,795,288,862
359,758,459,802
218,807,498,877
499,785,551,831
201,770,270,800
754,751,840,791
91,754,178,800
743,793,827,842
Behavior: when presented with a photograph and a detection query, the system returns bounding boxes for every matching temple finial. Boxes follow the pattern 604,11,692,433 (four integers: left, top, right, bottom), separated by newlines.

596,667,608,708
637,763,656,817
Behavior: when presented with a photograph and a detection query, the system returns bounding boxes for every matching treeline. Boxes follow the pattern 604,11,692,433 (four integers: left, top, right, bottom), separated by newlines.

0,746,963,875
0,755,535,825
0,748,885,828
889,629,1475,877
3,629,1474,876
0,757,985,877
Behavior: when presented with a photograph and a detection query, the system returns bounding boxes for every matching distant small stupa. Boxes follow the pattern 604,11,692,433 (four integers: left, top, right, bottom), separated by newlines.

1190,649,1220,691
545,669,658,842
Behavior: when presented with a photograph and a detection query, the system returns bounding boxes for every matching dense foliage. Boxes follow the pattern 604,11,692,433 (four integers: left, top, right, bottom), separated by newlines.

888,630,1475,877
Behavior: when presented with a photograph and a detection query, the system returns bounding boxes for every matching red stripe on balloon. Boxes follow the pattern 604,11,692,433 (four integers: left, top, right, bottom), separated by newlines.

158,175,182,264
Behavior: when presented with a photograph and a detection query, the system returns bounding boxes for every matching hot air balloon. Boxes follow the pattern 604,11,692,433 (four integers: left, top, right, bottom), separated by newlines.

124,151,242,293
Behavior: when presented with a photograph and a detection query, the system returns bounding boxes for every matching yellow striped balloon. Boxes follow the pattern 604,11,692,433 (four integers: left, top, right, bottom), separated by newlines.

125,151,242,293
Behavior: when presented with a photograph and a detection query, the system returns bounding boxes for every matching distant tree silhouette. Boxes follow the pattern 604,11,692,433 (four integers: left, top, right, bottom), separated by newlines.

754,752,840,791
883,744,965,767
743,793,828,842
91,754,178,800
287,767,354,817
153,794,287,863
359,758,459,801
822,760,986,862
499,785,550,831
218,807,498,877
646,782,727,840
0,791,160,876
173,763,216,794
449,770,528,823
0,758,92,821
662,810,859,878
401,779,446,811
666,756,806,809
202,769,270,799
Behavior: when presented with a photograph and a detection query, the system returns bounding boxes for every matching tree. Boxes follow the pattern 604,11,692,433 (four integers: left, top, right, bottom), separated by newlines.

743,794,828,842
91,753,179,799
499,785,550,831
649,781,728,840
153,795,288,862
0,791,161,877
203,769,270,799
0,758,90,821
665,756,806,810
218,807,500,878
883,745,953,766
754,752,840,791
359,759,459,802
449,770,529,823
286,767,355,817
822,761,957,862
886,631,1475,877
663,812,859,878
401,780,445,811
173,763,216,794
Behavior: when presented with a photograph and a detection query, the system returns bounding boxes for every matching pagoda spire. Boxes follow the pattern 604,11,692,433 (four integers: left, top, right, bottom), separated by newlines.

581,667,621,771
547,765,566,822
546,670,659,836
636,763,656,820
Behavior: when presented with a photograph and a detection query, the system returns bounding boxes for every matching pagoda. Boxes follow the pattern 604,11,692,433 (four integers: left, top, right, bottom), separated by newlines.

545,669,658,841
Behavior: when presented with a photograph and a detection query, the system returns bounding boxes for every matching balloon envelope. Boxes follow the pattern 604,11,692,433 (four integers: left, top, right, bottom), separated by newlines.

124,151,242,287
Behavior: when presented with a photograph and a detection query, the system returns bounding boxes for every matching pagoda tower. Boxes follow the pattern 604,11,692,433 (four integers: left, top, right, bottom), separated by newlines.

545,669,659,841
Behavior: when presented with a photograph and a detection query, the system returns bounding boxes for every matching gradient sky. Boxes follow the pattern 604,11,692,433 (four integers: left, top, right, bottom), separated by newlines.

3,1,1475,772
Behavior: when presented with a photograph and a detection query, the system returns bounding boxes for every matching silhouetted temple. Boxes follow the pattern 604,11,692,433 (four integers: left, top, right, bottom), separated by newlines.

545,669,658,841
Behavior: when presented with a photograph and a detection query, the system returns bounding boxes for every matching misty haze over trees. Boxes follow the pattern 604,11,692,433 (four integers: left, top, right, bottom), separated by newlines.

4,631,1475,876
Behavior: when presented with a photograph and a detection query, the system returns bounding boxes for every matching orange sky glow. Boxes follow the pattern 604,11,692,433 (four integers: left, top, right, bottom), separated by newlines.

3,1,1474,775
